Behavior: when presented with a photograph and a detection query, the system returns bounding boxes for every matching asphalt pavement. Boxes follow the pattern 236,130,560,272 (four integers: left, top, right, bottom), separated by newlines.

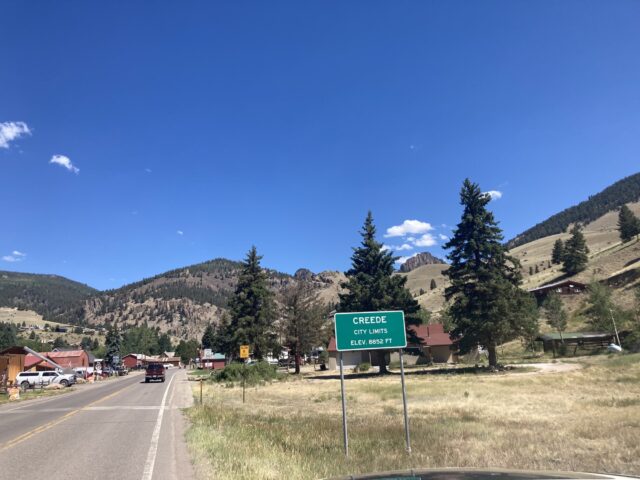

0,368,194,480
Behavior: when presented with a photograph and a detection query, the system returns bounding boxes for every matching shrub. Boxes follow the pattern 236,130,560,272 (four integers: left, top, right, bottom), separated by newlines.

213,361,279,386
354,362,371,373
622,331,640,353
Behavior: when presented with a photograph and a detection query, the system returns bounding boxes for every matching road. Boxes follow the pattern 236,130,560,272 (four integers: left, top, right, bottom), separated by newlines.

0,368,194,480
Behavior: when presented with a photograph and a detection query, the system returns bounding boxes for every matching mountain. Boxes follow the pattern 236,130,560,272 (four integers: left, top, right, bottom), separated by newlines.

0,271,96,324
0,259,345,341
399,252,447,273
507,172,640,249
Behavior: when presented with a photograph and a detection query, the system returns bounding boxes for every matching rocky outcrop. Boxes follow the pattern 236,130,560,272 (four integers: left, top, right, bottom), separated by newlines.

399,252,447,273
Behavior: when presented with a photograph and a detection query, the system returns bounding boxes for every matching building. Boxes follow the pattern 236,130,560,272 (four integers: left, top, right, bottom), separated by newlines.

123,353,144,369
0,346,28,389
24,350,89,371
528,280,587,301
407,323,457,363
199,349,226,369
158,352,182,367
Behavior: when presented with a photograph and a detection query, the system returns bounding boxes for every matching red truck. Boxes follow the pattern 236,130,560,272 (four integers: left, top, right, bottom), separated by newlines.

145,363,166,383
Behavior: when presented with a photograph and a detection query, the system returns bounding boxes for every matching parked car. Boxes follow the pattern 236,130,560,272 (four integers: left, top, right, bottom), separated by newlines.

116,366,129,376
145,363,165,383
15,371,75,390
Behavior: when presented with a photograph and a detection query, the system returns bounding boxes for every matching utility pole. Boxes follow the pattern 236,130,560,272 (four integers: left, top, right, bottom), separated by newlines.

609,308,621,346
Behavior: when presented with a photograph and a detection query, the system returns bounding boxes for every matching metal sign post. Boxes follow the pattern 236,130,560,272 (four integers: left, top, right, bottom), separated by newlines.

333,310,410,457
239,345,249,404
339,351,349,457
398,349,411,454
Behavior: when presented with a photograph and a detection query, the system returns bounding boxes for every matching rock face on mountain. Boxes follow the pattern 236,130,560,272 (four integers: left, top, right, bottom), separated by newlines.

399,252,447,273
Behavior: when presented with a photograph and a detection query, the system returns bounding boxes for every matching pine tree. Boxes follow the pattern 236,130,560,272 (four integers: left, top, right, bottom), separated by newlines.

543,293,568,344
281,282,329,374
584,281,617,332
618,205,640,243
551,239,565,265
338,212,421,373
430,279,437,290
157,333,173,354
529,266,533,276
201,323,215,350
226,246,277,360
105,324,122,367
562,225,589,275
443,179,538,367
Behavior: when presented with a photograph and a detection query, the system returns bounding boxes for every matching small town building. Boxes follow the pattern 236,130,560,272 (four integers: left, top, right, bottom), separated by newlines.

199,349,225,369
123,353,144,369
25,350,89,371
528,280,587,301
158,352,181,367
0,346,28,389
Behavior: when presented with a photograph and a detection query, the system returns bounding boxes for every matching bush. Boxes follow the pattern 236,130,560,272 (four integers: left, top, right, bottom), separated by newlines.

213,361,279,386
622,331,640,353
354,362,371,373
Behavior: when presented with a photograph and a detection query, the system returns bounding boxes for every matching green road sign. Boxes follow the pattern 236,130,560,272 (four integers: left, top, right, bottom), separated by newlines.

334,310,406,351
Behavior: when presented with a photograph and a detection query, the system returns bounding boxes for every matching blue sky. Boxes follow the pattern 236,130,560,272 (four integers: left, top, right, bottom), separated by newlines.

1,1,639,290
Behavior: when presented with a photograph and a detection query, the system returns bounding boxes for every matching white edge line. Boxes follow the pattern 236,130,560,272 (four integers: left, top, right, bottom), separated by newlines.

141,373,176,480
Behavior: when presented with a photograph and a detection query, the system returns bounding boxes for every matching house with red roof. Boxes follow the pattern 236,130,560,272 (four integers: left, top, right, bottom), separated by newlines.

25,350,89,371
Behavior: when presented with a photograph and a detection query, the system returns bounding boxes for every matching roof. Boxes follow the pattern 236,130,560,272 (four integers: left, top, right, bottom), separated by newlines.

327,323,453,352
528,279,587,294
409,323,453,347
47,350,87,358
536,332,614,341
0,346,30,356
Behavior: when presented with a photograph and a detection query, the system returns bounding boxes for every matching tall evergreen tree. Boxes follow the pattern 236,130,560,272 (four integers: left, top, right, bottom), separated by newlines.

543,293,568,344
618,205,640,243
281,282,329,374
105,324,122,367
338,212,421,373
430,279,437,290
443,179,537,367
562,225,589,275
551,239,565,265
201,323,215,350
226,246,277,360
157,333,173,354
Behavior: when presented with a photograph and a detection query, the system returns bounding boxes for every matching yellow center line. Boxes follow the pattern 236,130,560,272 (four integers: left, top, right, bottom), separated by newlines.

0,378,139,452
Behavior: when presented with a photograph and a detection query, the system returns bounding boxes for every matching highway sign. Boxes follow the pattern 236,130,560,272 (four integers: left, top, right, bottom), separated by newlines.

239,345,250,359
334,310,406,351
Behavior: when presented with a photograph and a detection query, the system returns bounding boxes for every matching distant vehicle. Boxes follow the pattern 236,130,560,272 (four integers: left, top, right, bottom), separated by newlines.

116,366,129,376
145,363,165,383
163,363,173,369
15,371,75,390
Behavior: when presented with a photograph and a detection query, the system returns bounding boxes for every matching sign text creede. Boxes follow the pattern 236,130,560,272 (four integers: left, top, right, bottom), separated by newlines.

334,310,406,351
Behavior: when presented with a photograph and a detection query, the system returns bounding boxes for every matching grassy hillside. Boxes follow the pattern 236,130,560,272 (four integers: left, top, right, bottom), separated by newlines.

507,171,640,249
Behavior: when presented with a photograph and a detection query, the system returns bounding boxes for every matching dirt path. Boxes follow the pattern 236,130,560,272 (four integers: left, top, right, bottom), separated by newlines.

511,361,582,375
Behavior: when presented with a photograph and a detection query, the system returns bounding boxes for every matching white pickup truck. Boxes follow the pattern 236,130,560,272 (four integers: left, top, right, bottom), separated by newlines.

15,370,76,390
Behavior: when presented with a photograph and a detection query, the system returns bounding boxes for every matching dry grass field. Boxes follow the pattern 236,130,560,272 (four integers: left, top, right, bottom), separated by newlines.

186,354,640,480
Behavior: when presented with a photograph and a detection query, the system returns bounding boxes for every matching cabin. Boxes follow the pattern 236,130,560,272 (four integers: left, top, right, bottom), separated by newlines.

199,350,226,370
528,280,587,302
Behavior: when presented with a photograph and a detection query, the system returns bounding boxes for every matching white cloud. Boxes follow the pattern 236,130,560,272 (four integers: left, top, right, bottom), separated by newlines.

383,243,414,252
414,233,437,247
438,234,449,241
0,121,31,148
2,251,26,262
385,219,434,238
396,253,419,265
50,154,79,174
484,190,503,201
176,230,184,235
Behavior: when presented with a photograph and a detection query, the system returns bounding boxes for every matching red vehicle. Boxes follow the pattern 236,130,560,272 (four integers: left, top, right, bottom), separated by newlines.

145,363,166,383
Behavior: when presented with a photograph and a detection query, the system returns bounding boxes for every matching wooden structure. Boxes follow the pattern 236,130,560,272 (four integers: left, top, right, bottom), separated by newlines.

536,332,618,356
528,280,587,302
0,346,28,390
